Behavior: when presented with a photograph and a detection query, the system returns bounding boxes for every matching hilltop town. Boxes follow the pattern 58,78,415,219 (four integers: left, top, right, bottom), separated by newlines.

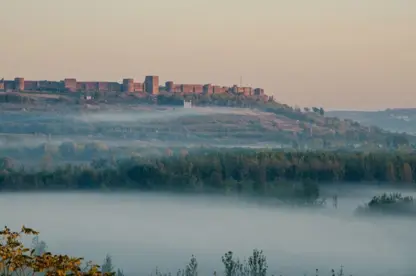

0,74,413,153
0,75,269,101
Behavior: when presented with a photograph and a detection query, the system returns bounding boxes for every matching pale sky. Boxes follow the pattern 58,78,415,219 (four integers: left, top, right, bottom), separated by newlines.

1,0,415,110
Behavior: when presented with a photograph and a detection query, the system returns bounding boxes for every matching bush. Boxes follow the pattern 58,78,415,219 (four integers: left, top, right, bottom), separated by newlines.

0,226,109,276
356,193,416,216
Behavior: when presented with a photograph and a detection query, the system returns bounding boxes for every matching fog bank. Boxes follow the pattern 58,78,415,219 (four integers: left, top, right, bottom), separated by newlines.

1,190,415,275
72,107,262,123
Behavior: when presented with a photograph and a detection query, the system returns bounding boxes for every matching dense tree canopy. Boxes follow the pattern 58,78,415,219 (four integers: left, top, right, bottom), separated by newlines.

1,150,416,194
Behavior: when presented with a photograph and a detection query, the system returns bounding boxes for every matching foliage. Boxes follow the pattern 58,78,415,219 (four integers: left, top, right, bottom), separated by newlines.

1,150,416,195
220,249,267,276
1,227,356,276
151,255,198,276
356,193,416,216
386,135,409,149
293,180,325,207
0,226,110,276
101,254,114,274
0,157,14,171
368,193,414,206
31,236,47,256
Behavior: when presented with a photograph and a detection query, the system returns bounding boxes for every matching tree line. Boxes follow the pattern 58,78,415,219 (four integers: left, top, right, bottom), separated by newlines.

1,150,416,193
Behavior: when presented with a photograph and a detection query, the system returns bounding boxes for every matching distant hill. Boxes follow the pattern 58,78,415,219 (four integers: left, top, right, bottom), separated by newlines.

164,93,415,147
0,91,414,150
327,109,416,135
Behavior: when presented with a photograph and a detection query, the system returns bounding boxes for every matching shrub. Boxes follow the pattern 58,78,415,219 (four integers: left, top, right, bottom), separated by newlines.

0,226,109,276
356,193,416,216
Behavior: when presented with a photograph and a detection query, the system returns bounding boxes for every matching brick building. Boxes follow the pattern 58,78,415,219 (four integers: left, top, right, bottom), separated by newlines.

0,75,266,98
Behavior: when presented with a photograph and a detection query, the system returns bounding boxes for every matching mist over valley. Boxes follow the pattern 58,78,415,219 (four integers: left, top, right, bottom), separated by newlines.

1,190,416,276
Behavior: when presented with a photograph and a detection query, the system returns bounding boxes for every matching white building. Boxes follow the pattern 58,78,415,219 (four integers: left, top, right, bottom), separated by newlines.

184,100,192,108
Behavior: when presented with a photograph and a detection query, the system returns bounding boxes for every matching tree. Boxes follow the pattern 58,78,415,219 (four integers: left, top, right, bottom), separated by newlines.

31,236,48,256
116,269,125,276
402,163,413,183
221,250,267,276
59,142,78,157
0,226,109,276
91,158,109,170
101,254,114,274
41,154,53,171
386,135,409,149
221,251,242,276
247,249,268,276
386,162,396,182
0,157,14,170
184,255,198,276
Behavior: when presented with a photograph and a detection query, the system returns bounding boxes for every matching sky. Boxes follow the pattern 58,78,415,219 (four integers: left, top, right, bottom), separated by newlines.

1,0,415,110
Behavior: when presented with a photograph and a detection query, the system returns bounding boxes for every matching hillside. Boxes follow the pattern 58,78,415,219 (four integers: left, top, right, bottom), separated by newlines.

0,92,413,152
328,109,416,135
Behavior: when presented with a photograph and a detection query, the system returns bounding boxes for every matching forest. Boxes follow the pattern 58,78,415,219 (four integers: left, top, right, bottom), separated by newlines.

1,149,415,193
